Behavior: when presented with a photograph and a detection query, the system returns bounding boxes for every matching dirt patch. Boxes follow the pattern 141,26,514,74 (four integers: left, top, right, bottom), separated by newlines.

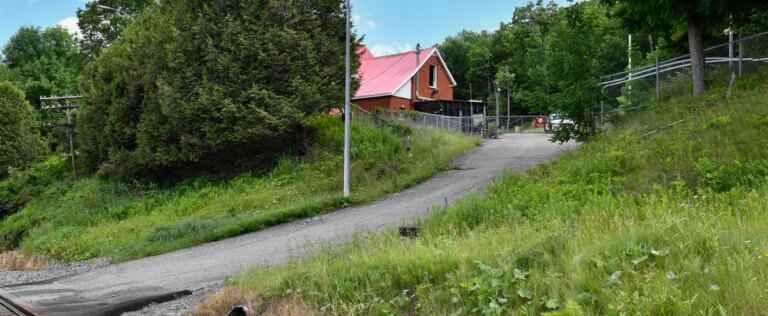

190,287,316,316
0,251,50,271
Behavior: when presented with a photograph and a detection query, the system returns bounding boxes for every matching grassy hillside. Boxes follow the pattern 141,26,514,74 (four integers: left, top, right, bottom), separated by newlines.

0,115,478,262
198,69,768,315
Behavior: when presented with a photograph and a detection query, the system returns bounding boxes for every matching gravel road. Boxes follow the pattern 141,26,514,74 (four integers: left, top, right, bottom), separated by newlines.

0,258,111,288
0,134,576,316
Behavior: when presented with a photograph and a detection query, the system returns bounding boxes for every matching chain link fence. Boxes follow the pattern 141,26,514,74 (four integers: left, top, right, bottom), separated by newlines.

598,31,768,126
354,106,548,137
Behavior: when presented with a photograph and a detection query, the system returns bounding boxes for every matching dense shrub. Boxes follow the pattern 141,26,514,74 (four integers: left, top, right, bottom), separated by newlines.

0,156,68,219
0,82,46,178
78,0,358,178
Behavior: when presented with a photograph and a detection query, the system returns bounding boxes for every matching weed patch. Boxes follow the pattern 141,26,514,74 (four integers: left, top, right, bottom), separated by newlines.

0,115,478,261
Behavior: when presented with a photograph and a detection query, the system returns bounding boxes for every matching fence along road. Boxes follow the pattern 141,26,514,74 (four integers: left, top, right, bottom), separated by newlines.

596,31,768,128
360,107,547,136
599,31,768,90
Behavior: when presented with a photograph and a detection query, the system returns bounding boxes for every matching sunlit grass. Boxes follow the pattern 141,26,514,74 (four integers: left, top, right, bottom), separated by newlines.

220,68,768,315
0,116,478,262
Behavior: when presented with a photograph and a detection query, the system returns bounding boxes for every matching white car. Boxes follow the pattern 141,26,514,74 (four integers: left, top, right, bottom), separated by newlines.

546,113,574,132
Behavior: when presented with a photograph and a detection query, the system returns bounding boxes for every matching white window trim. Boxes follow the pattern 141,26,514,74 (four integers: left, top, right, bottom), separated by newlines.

429,64,438,89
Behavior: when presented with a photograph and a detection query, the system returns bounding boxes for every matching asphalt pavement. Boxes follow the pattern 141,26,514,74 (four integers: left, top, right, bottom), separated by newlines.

0,133,576,316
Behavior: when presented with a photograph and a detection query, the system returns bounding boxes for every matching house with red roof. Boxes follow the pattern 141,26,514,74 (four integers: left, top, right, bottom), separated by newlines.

354,45,459,112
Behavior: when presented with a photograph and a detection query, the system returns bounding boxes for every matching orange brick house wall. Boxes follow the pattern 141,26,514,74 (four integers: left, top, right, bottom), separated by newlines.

413,55,454,101
355,96,412,111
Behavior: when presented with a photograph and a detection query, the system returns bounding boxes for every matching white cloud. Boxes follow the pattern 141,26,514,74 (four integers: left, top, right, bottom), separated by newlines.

352,14,376,32
369,43,413,56
57,16,82,38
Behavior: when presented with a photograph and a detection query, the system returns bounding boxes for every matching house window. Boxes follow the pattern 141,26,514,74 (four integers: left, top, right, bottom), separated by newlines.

429,65,438,88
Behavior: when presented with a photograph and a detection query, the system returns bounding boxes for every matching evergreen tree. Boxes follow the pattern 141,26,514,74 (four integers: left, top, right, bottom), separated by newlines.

79,0,358,178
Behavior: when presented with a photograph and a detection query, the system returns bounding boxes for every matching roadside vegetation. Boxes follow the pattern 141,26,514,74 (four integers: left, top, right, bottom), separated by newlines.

0,116,478,262
0,251,49,271
197,69,768,315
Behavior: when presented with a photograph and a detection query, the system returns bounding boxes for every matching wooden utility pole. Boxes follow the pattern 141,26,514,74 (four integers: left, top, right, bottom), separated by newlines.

41,96,82,178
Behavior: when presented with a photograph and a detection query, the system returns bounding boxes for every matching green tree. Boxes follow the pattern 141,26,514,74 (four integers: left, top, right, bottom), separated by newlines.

1,27,43,69
2,26,83,107
495,66,516,115
79,0,358,178
76,0,154,59
0,82,46,177
467,37,494,102
604,0,768,96
0,65,12,82
440,31,479,100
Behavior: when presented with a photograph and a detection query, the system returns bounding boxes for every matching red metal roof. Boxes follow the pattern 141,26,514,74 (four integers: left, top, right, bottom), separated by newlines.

354,46,456,100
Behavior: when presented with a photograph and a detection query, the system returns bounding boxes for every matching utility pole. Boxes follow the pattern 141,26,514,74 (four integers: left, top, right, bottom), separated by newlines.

41,96,81,178
343,0,351,197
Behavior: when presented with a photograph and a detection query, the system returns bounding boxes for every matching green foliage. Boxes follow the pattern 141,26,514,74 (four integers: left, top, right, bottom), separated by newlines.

0,82,46,179
0,65,12,82
441,0,768,141
76,0,154,59
0,156,68,218
78,0,360,178
440,1,626,139
605,0,768,98
1,26,83,107
229,69,768,315
605,0,766,33
0,116,477,261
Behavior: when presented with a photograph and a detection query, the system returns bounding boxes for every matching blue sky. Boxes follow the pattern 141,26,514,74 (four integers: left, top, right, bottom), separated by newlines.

352,0,543,55
0,0,86,50
0,0,556,56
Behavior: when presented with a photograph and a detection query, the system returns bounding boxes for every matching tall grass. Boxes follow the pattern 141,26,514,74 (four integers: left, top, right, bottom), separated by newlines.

0,115,478,261
214,68,768,315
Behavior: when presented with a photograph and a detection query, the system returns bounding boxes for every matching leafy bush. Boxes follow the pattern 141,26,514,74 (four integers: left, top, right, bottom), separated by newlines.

78,0,358,178
0,156,69,219
0,82,46,178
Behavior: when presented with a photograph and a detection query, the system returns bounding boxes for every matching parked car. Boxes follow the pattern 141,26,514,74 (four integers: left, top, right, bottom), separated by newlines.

546,113,574,132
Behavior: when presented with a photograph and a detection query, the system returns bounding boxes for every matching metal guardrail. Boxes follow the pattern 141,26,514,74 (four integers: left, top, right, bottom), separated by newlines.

599,31,768,89
595,30,768,132
600,57,768,88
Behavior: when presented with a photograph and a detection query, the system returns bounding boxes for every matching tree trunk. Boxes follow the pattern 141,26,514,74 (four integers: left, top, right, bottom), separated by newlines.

687,14,706,96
